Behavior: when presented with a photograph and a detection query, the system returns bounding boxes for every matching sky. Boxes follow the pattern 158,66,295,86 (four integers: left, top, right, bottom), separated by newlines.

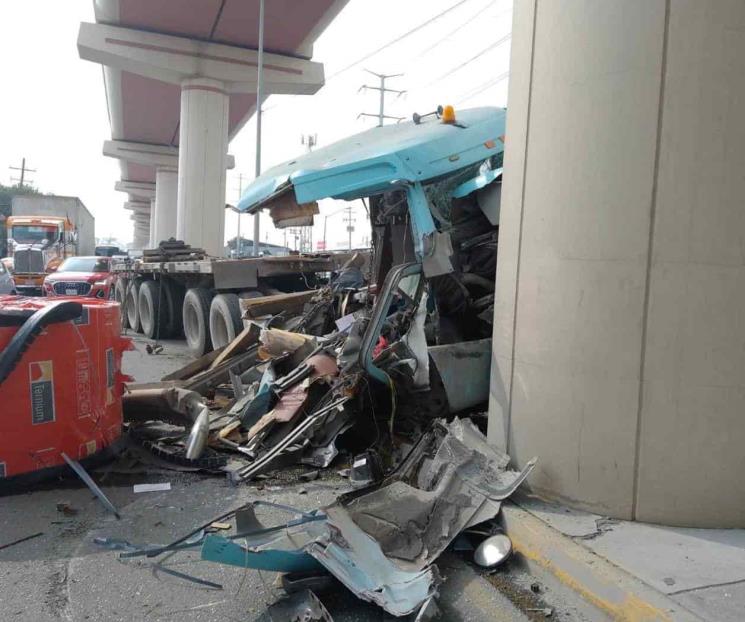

0,0,513,250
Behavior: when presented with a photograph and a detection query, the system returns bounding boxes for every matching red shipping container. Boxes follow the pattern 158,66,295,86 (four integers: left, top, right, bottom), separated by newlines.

0,296,132,481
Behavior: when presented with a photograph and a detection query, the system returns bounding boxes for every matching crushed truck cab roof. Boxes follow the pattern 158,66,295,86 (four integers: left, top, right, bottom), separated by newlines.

237,106,507,214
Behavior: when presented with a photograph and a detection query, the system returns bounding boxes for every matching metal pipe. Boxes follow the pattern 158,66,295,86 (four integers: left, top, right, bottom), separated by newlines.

252,0,265,256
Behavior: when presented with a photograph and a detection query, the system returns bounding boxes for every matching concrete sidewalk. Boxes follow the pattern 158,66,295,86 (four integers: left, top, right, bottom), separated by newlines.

502,495,745,622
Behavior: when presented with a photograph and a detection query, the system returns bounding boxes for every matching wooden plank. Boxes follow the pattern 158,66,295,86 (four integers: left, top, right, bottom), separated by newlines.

208,322,262,370
161,347,225,381
240,290,316,319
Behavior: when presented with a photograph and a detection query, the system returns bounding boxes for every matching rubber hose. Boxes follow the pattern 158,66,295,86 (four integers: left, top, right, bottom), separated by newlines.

0,301,83,386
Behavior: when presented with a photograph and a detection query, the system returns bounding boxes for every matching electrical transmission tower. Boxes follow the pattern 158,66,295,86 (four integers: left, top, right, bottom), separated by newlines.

9,157,36,187
358,70,405,126
298,133,318,252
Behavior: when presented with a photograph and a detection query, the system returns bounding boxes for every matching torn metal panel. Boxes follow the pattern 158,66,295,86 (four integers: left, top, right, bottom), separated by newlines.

421,231,454,278
268,589,333,622
201,418,534,618
201,534,322,573
428,338,491,413
337,418,536,570
229,396,351,482
400,292,430,390
307,506,440,617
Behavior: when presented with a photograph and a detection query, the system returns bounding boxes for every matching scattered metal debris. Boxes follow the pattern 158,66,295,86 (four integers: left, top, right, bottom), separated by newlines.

61,452,121,519
133,482,171,493
0,531,44,551
193,419,534,617
267,589,334,622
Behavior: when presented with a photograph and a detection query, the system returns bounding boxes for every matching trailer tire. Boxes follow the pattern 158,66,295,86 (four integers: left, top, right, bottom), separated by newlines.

114,278,126,304
162,278,184,339
209,293,243,349
138,280,167,339
183,287,214,356
125,278,143,333
114,279,128,327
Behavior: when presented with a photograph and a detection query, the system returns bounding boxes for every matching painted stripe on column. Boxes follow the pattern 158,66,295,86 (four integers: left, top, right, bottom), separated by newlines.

181,84,228,96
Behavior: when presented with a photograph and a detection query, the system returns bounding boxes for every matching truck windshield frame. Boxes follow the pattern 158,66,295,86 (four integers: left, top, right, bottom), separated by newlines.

11,225,60,247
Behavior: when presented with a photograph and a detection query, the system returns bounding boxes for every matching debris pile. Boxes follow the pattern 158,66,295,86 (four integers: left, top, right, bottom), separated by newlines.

123,253,495,486
118,419,534,618
107,106,531,617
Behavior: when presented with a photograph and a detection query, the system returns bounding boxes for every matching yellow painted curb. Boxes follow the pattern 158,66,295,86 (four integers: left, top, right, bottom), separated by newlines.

501,503,703,622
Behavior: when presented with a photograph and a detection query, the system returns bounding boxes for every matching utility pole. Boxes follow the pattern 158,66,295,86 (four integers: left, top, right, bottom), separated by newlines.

252,0,265,256
300,134,317,252
358,70,405,126
343,205,355,250
9,157,36,187
235,173,244,257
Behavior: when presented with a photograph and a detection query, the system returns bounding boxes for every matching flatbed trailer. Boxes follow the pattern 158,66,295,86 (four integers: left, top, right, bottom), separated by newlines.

111,251,365,356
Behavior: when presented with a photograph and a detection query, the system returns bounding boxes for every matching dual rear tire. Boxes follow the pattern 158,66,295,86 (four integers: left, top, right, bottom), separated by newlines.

182,290,243,357
117,279,246,358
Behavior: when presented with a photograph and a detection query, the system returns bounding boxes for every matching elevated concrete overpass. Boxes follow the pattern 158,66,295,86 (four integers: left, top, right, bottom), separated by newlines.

79,0,347,253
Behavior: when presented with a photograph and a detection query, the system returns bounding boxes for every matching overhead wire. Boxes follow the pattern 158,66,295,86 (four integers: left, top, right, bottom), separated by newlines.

263,0,512,116
456,70,510,104
411,0,512,61
326,0,478,80
433,32,511,83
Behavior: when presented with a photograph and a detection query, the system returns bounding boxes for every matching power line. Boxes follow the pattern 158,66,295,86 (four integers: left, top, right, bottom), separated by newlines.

435,32,512,83
262,0,504,117
327,0,477,80
456,71,510,104
411,0,511,61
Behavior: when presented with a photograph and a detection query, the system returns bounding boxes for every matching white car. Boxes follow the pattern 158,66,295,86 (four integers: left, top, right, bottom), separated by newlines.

0,259,16,295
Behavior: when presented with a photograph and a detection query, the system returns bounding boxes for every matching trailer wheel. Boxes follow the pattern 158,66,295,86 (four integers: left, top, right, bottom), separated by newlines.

114,278,127,304
125,278,143,333
138,280,167,339
209,293,243,349
162,278,184,339
183,287,214,356
114,279,128,327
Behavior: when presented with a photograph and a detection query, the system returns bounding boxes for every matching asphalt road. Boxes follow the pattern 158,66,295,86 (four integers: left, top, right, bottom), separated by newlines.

0,335,536,621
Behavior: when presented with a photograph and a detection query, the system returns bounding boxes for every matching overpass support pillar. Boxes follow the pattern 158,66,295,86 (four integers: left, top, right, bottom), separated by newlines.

490,0,745,528
154,167,178,246
148,199,156,249
176,77,229,257
132,215,150,250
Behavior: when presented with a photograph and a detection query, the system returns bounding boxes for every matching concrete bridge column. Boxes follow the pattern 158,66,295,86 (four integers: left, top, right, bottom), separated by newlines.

154,167,178,246
176,78,229,256
490,0,745,527
148,199,156,249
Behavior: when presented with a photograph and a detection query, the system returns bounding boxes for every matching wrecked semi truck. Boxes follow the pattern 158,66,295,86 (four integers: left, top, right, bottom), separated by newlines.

118,105,535,619
236,104,504,419
124,104,507,476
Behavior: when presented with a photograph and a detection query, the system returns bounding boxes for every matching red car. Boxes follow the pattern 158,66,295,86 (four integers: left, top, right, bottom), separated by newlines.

43,256,115,299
